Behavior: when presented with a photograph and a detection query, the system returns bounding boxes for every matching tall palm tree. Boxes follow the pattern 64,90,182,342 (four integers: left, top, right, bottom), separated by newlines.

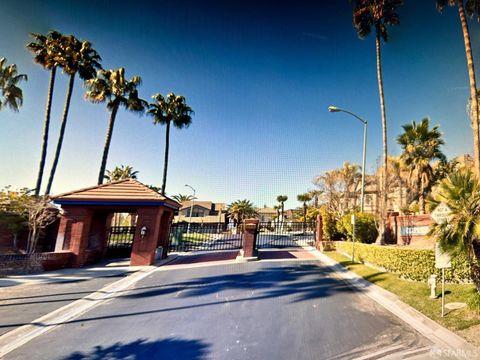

436,0,480,177
397,118,446,213
85,68,147,185
276,195,288,222
27,30,63,195
172,194,194,202
0,58,27,112
352,0,403,244
147,93,193,195
45,35,102,195
429,170,480,292
104,165,138,182
297,193,312,233
227,199,258,225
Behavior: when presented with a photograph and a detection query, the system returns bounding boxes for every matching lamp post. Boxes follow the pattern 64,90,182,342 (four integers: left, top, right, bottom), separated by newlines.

328,106,368,213
328,106,368,263
185,184,196,234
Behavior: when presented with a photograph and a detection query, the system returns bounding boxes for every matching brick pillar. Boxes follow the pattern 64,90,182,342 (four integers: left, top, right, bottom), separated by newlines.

55,206,93,267
157,210,174,258
315,214,324,251
130,207,163,266
238,218,259,260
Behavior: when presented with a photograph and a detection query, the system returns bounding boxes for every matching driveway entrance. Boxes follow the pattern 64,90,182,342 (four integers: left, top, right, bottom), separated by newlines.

256,221,316,249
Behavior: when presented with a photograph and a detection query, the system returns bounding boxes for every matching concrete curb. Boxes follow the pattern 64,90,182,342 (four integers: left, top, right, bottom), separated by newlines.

0,254,179,358
313,250,479,356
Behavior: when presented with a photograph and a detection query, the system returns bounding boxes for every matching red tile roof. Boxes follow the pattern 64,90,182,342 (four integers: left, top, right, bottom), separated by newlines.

52,179,180,208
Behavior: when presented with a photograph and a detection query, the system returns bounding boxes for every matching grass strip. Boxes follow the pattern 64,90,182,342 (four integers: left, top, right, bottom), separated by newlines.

324,251,480,336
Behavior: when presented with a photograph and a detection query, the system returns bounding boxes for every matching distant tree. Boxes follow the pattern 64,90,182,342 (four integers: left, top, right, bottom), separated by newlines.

45,35,102,195
227,199,258,225
276,195,288,221
148,93,193,195
352,0,403,244
313,162,361,214
85,68,147,185
308,189,323,208
297,193,313,233
273,204,281,222
27,30,63,195
436,0,480,176
0,57,27,113
397,118,446,213
172,194,194,202
0,187,57,253
104,165,138,182
0,187,30,250
429,170,480,292
25,196,58,253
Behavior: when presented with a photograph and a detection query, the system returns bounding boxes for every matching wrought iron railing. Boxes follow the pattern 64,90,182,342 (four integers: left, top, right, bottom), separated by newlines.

168,222,242,252
256,221,316,249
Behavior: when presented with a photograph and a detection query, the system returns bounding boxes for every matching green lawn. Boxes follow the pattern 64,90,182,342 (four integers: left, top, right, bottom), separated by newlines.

178,233,213,242
324,251,480,344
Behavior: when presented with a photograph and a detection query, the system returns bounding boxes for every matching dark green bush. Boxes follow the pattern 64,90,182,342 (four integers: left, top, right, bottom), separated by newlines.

336,212,378,244
336,242,471,283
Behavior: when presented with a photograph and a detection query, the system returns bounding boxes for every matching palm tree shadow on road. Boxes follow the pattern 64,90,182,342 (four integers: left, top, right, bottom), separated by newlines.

61,337,210,360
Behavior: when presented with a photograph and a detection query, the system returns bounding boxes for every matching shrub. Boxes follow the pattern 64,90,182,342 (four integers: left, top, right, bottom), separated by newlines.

467,291,480,314
336,212,378,244
335,242,471,283
319,207,341,240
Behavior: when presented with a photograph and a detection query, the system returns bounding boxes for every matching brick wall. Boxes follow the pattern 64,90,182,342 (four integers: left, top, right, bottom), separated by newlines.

0,251,73,274
389,214,435,249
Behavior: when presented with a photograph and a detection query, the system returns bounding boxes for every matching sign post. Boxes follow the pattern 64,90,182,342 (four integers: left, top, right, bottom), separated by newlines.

432,202,452,317
351,214,356,263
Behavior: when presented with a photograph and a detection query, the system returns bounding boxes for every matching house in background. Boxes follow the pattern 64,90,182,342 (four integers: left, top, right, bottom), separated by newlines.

174,201,227,224
256,207,277,222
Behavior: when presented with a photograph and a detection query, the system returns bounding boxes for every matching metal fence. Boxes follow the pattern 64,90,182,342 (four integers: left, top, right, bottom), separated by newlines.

105,226,136,257
168,222,243,252
256,221,316,249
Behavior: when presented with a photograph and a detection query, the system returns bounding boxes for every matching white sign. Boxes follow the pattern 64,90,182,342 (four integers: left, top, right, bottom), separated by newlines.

435,243,452,269
400,226,430,237
431,202,452,224
351,214,355,225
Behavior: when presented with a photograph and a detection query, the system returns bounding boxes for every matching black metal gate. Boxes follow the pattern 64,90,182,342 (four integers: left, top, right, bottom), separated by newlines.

168,222,242,252
105,226,136,258
256,222,316,249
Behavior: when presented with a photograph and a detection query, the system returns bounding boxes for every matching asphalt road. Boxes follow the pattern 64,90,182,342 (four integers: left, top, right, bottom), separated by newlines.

0,263,136,336
5,260,430,360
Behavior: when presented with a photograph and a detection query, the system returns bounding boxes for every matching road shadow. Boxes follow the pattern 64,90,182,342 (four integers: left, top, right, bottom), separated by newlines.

0,263,371,330
61,337,210,360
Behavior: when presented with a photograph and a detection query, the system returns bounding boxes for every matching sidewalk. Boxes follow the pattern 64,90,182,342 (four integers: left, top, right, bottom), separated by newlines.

0,259,140,336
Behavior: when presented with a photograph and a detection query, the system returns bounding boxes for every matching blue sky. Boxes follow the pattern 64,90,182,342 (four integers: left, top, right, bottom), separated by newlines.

0,1,479,209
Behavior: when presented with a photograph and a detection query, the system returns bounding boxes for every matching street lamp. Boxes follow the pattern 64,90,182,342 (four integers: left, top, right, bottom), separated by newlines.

185,184,196,234
328,106,368,263
328,106,368,213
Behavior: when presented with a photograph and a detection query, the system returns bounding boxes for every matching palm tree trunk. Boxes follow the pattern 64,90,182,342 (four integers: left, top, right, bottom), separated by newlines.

34,67,57,196
458,0,480,177
161,120,171,195
303,203,307,234
375,32,388,245
45,73,76,195
97,102,119,185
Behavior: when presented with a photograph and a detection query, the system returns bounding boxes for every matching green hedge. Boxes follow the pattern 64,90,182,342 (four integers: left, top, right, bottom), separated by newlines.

335,242,471,283
336,212,378,244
